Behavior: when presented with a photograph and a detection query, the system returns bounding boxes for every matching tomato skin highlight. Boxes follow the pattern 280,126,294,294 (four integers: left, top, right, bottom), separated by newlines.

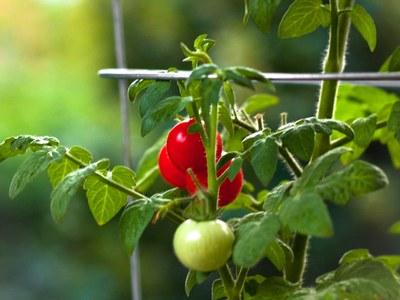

173,219,234,272
158,146,187,188
166,119,222,173
185,162,244,207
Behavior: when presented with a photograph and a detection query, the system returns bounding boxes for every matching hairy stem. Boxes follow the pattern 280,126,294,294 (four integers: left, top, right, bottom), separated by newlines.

287,0,355,284
206,103,219,215
218,265,243,300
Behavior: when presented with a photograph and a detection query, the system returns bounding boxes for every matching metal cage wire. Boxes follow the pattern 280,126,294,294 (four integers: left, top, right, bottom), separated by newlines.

106,2,400,300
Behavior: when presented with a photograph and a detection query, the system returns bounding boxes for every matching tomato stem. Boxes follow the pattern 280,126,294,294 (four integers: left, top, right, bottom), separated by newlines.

286,0,355,284
206,103,219,215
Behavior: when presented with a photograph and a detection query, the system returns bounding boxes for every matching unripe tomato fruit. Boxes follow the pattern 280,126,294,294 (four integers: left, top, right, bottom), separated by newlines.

166,119,223,173
186,162,244,207
158,146,186,188
173,219,234,272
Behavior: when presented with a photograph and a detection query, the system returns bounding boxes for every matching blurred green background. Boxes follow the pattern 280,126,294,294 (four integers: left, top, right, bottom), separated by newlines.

1,0,400,299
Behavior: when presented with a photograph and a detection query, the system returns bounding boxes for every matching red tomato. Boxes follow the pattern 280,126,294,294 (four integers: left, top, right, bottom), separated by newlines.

158,146,187,188
166,119,222,173
185,162,243,207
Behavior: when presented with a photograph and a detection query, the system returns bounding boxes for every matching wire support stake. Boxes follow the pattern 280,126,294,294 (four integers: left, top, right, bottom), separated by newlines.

110,1,142,300
98,68,400,88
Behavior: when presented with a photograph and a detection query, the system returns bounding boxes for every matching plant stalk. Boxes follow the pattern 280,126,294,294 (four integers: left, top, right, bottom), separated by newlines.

206,103,219,215
286,0,355,284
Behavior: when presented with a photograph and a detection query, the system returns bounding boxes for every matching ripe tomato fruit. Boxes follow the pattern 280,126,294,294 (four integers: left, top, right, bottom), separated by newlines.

158,146,186,188
185,162,244,207
166,119,223,173
173,219,234,272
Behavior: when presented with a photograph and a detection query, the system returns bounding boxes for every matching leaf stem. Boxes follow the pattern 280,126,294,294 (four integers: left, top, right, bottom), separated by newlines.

278,146,303,178
65,152,148,200
330,120,388,149
206,103,219,215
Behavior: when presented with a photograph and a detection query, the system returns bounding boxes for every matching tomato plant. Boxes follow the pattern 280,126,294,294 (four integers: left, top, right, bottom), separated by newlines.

2,0,400,299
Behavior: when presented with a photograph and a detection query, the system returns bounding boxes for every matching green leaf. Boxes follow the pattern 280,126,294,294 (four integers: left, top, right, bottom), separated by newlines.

263,181,292,213
320,119,354,139
281,124,315,161
0,135,59,163
186,64,218,87
128,79,154,102
247,0,282,33
201,78,223,106
388,220,400,235
120,201,154,254
141,96,192,136
211,279,226,300
316,259,400,300
227,157,243,181
185,270,209,297
377,255,400,272
135,136,164,192
278,0,326,39
47,146,92,188
388,101,400,142
352,114,377,148
316,160,388,206
244,277,300,300
280,191,333,237
265,239,286,271
84,166,136,225
351,4,377,52
293,147,351,193
249,137,278,186
50,162,99,223
224,192,257,210
380,47,400,72
218,103,234,136
137,81,171,118
224,68,254,89
9,147,64,199
339,249,372,265
233,213,280,267
242,94,279,115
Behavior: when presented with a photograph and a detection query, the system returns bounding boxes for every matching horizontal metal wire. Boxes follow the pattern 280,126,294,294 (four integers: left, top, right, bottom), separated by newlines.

98,68,400,87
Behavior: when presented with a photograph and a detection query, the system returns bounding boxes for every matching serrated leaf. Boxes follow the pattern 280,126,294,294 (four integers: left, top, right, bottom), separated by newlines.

380,47,400,72
278,0,326,39
316,259,400,300
48,146,92,188
186,64,218,87
227,157,243,181
351,4,377,52
352,115,377,148
9,147,64,199
377,255,400,272
185,270,209,297
265,239,286,271
249,137,278,186
316,160,388,205
84,166,136,225
263,181,292,213
244,277,300,300
224,192,257,210
339,249,372,265
141,96,192,136
50,162,99,223
233,213,280,267
120,201,154,254
247,0,282,33
137,81,171,118
128,79,154,102
218,103,234,136
281,124,314,161
0,135,59,163
242,94,279,115
293,147,351,193
388,101,400,142
211,279,225,300
280,191,333,237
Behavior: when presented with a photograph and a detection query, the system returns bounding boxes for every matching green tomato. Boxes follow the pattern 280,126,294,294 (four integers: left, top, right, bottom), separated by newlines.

173,219,235,272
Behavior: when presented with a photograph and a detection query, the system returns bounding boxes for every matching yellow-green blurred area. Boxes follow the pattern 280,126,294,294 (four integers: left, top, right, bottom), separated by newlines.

1,0,400,299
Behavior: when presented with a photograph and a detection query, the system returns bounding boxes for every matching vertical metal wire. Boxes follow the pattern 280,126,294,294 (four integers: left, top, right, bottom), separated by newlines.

110,1,142,300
